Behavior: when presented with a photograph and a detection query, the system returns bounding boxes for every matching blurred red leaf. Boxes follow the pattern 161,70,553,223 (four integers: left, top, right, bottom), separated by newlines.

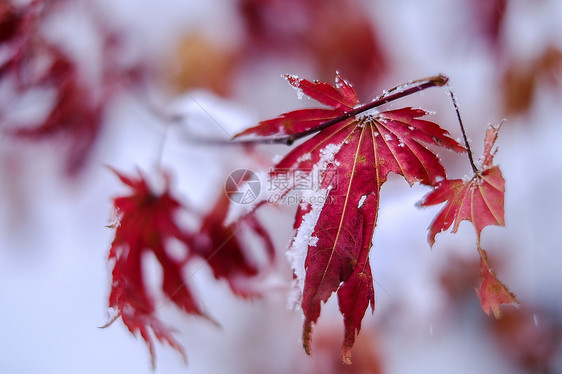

193,192,275,297
8,48,105,174
476,247,518,318
237,0,388,96
106,168,276,365
0,2,23,43
106,169,206,366
470,0,508,49
490,307,562,372
294,325,384,374
502,46,562,115
236,74,463,362
0,1,150,175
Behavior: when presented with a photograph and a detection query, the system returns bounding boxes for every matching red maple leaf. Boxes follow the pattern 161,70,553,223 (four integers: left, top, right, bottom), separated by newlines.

235,73,358,139
477,247,518,318
8,49,105,174
104,169,207,367
235,74,464,363
1,2,150,175
419,127,505,245
105,168,276,366
420,124,518,317
193,192,275,297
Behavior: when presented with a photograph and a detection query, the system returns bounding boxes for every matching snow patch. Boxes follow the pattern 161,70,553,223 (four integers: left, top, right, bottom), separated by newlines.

284,74,305,99
286,142,343,306
356,109,379,121
296,153,312,163
462,174,474,183
308,236,319,246
358,194,368,209
272,154,284,164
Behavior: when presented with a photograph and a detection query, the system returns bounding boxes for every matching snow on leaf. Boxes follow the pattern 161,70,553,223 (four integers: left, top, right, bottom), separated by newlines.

106,168,204,367
236,74,463,362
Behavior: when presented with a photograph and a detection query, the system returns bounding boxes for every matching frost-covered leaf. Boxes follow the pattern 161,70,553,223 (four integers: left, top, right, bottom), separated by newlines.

236,73,463,362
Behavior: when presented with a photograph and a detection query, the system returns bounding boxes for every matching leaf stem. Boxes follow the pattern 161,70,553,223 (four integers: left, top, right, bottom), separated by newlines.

183,75,450,147
448,90,478,174
284,75,449,145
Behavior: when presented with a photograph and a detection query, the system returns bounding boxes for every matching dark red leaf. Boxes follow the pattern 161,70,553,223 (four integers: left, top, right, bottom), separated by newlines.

106,168,277,365
193,192,275,297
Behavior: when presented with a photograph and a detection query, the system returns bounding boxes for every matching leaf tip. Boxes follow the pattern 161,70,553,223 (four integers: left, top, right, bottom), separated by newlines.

302,319,313,356
283,74,300,87
433,74,449,86
341,346,353,365
476,255,519,318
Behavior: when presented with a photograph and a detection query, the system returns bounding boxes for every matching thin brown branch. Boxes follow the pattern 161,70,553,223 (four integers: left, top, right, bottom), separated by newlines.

448,90,478,174
227,75,450,146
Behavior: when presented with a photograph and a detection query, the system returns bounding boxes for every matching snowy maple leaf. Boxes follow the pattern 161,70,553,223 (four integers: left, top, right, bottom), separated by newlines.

235,73,464,363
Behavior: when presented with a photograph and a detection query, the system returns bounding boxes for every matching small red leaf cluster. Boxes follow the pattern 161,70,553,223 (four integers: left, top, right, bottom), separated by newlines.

420,124,518,318
106,168,274,366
